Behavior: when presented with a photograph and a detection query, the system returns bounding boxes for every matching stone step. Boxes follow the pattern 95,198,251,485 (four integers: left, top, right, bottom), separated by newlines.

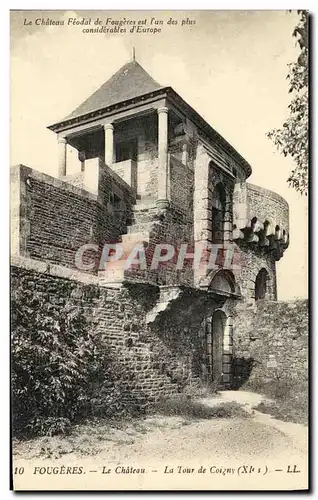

98,266,147,285
146,286,183,324
135,196,156,206
132,211,157,226
126,221,155,234
133,202,156,210
97,223,154,285
98,267,125,286
121,231,150,244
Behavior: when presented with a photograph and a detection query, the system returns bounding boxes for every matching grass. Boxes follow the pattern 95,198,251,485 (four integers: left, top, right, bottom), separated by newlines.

244,378,308,425
12,393,250,459
154,394,249,420
13,378,307,462
13,418,139,460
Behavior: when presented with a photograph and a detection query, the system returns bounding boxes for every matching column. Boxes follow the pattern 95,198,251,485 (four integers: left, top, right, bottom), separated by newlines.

104,123,114,167
222,317,233,384
57,137,67,178
78,150,86,172
206,318,212,378
182,142,188,165
157,107,169,208
223,192,233,242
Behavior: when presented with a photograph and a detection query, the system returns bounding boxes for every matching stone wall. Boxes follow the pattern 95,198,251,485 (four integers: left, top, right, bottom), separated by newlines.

169,155,193,214
11,165,97,268
12,255,306,401
11,258,224,404
114,114,158,199
147,207,194,286
193,142,235,286
232,299,308,386
117,204,195,287
110,159,137,195
233,184,289,264
247,183,289,234
137,152,158,199
235,244,277,302
11,164,135,271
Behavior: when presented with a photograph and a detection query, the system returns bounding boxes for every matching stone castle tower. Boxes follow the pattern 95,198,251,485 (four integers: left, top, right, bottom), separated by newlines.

11,59,290,392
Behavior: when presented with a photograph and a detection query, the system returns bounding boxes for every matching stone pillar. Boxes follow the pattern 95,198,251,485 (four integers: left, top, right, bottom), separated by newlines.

233,181,248,230
222,317,233,385
11,165,30,257
206,318,212,378
223,192,233,242
78,150,86,172
104,123,114,167
57,137,67,178
182,142,188,165
157,107,169,208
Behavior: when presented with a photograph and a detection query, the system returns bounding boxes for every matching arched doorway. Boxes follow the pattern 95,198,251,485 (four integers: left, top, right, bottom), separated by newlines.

206,310,226,383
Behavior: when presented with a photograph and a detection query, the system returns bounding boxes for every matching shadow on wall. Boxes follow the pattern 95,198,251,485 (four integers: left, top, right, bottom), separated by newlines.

231,357,255,389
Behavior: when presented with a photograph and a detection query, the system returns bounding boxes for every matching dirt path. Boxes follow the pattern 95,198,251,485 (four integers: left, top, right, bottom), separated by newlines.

202,390,308,454
12,390,308,491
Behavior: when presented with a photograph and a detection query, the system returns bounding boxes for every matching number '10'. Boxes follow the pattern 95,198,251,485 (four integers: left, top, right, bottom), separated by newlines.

14,467,24,475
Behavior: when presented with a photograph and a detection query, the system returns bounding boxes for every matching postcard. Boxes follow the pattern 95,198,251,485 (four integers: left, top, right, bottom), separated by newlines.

10,9,309,491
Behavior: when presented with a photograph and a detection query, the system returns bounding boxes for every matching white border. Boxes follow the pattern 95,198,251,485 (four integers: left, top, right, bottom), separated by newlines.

2,2,316,498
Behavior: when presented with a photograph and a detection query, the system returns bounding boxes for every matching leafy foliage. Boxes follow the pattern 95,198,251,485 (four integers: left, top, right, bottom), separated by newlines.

267,10,308,195
11,280,142,437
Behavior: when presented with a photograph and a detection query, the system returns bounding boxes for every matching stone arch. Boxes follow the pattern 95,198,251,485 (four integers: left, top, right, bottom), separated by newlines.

206,268,241,297
205,308,233,386
246,266,274,303
254,268,270,301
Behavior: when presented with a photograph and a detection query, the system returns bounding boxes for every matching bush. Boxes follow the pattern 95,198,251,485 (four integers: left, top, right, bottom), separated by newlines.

11,282,142,437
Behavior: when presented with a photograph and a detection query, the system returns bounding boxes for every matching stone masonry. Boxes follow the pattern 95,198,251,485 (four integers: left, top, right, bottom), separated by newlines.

11,59,306,397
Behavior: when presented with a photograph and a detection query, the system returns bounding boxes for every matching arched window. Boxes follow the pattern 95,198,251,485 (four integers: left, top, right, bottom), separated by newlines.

255,268,269,301
212,183,226,244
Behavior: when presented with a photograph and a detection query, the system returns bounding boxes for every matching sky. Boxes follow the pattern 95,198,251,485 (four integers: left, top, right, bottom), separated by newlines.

10,10,308,300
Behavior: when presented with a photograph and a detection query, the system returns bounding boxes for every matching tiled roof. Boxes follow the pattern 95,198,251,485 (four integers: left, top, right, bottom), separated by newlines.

62,60,163,122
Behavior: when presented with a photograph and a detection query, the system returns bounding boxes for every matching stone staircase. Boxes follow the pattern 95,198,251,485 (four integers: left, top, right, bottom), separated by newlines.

98,199,158,286
146,286,183,324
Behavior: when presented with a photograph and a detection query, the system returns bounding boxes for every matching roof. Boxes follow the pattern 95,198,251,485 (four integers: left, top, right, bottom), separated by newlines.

48,60,252,178
62,60,163,122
